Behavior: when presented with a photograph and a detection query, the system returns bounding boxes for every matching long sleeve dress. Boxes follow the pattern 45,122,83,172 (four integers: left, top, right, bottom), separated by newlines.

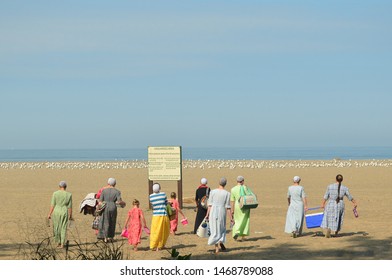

284,185,306,234
321,183,353,232
207,189,231,245
194,186,210,234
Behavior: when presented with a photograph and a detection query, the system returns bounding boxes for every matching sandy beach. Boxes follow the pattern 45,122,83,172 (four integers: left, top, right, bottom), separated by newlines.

1,159,391,260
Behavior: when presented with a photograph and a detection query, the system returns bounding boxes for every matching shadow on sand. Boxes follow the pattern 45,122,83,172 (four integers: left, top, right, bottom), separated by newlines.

192,232,392,260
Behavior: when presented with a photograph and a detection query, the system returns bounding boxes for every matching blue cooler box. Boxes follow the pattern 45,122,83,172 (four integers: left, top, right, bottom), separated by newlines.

305,212,324,228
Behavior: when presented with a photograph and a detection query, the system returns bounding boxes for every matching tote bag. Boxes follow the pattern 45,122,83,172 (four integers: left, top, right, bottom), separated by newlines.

196,218,210,238
239,186,259,209
166,204,176,221
91,215,100,230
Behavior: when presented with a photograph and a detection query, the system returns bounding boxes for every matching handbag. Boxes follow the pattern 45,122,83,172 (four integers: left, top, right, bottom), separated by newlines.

121,228,128,238
166,204,176,221
95,201,107,215
200,188,210,209
92,215,100,230
196,218,210,238
238,185,258,209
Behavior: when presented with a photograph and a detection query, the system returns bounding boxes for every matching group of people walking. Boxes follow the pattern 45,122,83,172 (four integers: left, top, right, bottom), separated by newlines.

47,173,357,252
194,176,254,254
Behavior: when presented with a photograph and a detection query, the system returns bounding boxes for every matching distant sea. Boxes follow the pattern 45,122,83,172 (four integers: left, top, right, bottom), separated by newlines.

0,147,391,162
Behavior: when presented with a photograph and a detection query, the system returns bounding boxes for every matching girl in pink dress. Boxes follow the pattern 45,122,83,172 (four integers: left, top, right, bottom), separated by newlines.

169,192,186,235
123,199,147,251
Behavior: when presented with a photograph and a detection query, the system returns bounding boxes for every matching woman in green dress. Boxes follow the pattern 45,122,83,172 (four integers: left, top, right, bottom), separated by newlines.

48,181,73,248
230,176,251,241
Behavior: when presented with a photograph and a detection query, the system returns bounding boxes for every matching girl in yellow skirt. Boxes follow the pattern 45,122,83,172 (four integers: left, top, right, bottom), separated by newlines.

149,183,170,251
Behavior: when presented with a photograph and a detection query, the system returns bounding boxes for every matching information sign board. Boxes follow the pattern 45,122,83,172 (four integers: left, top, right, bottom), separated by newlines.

148,146,182,181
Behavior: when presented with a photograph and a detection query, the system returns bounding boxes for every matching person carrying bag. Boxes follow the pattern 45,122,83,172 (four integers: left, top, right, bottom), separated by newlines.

230,176,257,241
239,185,258,209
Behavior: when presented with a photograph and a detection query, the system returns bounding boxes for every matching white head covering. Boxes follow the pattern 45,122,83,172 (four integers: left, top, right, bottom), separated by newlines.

152,183,160,193
59,181,67,188
200,178,208,185
293,176,301,183
108,178,116,186
237,175,245,182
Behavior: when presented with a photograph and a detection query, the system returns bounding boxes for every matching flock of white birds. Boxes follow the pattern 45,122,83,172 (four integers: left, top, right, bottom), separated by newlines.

1,159,392,170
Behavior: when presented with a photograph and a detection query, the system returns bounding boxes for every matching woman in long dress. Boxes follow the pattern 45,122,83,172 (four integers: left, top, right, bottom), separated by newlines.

206,177,233,254
97,178,125,242
47,181,73,248
321,174,357,238
149,183,170,251
284,176,308,238
193,178,210,234
230,176,251,241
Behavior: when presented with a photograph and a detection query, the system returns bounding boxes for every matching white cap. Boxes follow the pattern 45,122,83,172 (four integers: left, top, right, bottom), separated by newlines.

59,181,67,188
293,176,301,183
152,183,160,193
237,175,245,182
108,178,116,186
201,178,207,185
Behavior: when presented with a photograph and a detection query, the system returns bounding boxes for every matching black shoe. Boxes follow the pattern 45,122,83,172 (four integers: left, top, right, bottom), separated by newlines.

233,234,238,240
220,243,226,251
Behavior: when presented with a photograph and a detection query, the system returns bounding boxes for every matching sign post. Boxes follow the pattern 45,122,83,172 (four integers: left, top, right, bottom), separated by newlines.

148,146,183,209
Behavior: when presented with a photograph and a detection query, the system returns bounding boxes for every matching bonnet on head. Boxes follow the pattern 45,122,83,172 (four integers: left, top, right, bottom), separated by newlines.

200,178,208,185
293,176,301,183
237,175,244,183
108,178,116,186
219,177,227,187
152,183,160,193
59,181,67,188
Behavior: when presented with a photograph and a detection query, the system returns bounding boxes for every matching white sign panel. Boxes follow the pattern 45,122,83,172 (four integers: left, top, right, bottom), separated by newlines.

148,146,182,181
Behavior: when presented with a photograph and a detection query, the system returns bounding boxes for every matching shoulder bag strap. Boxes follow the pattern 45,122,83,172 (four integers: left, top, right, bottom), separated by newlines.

240,185,245,196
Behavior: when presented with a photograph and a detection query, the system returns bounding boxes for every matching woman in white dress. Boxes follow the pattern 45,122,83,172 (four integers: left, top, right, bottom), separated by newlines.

206,177,234,254
284,176,308,238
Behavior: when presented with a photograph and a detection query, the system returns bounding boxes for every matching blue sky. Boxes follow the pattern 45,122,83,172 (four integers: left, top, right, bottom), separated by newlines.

1,1,391,149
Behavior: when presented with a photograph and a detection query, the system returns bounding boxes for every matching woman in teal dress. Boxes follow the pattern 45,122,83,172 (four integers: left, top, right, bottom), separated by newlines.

48,181,73,248
230,176,251,241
